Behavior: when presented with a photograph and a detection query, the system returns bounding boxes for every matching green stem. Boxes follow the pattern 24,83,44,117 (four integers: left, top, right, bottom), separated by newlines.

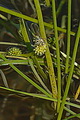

57,24,80,120
64,107,80,119
0,59,29,65
45,0,50,6
0,42,26,47
19,19,30,42
28,58,51,94
0,86,54,101
52,0,61,112
64,106,76,115
31,56,48,80
57,0,67,17
0,69,9,88
19,18,33,52
65,0,71,74
63,113,80,120
33,0,57,109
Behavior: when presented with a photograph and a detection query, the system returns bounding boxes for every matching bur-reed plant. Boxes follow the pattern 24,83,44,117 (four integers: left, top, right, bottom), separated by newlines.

0,0,80,119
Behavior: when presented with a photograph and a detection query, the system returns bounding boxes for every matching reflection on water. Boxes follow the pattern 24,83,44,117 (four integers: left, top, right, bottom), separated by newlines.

0,95,56,120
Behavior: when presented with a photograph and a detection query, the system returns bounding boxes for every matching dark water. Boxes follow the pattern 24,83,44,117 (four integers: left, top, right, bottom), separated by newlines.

0,95,56,120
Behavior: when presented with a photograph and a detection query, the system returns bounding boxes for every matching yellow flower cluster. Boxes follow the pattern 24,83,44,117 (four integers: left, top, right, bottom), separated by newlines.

34,44,46,56
7,47,22,56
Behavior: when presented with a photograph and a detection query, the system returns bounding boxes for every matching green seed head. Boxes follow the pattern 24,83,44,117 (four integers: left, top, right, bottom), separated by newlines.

7,47,22,56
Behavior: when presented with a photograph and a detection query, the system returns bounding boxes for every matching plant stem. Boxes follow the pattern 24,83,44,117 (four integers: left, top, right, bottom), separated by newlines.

28,58,51,94
52,0,61,112
57,24,80,120
64,106,76,115
63,113,80,120
57,0,67,17
0,59,29,65
45,0,50,6
0,69,9,88
64,107,80,119
65,0,71,74
31,56,48,80
33,0,57,109
19,18,33,52
19,19,30,42
0,42,26,47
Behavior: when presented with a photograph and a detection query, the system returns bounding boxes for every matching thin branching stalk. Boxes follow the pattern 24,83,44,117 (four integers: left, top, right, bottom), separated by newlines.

57,24,80,120
0,54,52,98
57,0,67,17
65,0,71,74
52,0,61,112
33,0,57,109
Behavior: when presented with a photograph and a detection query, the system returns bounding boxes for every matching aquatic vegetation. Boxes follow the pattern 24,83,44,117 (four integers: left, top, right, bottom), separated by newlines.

33,36,46,56
0,0,80,120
